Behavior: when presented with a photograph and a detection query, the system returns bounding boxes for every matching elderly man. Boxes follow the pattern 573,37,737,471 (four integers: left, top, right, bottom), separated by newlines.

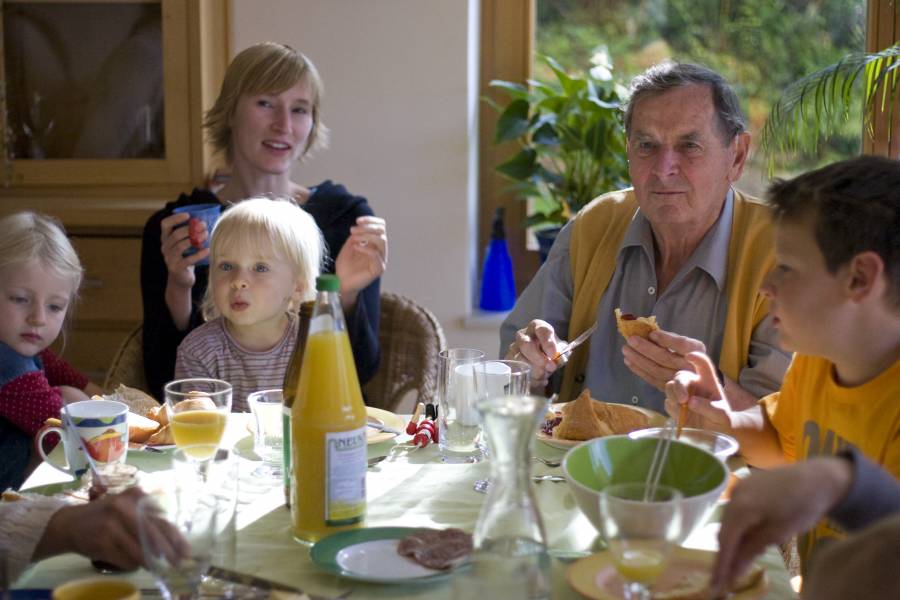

501,62,790,412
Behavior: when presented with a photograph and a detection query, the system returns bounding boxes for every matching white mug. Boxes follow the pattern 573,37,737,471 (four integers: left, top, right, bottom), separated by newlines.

35,400,129,477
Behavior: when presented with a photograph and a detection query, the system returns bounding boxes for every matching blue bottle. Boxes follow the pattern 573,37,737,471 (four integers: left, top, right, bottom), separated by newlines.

479,208,516,311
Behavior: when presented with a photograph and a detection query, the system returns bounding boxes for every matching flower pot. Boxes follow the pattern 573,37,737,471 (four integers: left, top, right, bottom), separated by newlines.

535,226,563,264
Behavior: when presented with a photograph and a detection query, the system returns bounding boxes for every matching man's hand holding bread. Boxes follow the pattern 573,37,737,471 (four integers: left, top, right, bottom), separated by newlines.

616,308,708,392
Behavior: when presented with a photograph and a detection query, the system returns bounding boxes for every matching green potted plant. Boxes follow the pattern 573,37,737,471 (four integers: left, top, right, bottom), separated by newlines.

761,43,900,171
487,55,631,259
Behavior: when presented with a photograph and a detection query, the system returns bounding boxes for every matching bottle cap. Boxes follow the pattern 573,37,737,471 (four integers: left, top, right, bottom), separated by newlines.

491,207,506,240
316,274,341,292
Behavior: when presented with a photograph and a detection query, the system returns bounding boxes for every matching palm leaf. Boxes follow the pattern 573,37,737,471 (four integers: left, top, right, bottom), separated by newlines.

761,44,900,173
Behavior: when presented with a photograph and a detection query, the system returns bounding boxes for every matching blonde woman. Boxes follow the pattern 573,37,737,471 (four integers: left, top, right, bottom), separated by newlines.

142,42,387,400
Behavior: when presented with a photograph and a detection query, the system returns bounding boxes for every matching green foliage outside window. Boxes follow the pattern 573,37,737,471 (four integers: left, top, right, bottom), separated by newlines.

536,0,867,177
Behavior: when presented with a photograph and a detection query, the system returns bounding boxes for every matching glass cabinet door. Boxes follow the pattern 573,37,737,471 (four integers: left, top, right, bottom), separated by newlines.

0,0,192,186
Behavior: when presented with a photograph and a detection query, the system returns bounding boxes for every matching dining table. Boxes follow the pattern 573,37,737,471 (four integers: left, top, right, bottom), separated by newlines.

15,412,797,599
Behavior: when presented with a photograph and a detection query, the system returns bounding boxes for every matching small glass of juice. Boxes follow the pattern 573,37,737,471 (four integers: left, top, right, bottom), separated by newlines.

164,378,232,459
598,482,682,600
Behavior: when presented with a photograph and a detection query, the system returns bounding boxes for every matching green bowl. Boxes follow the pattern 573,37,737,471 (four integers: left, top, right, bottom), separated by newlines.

563,435,727,541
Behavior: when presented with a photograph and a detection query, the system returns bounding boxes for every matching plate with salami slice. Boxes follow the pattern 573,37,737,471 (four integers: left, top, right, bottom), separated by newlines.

310,526,471,584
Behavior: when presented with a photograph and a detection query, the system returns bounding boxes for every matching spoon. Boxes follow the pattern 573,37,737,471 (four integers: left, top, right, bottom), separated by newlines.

532,457,562,468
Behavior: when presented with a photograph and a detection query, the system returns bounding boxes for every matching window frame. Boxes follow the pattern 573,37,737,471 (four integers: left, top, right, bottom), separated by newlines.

478,0,899,286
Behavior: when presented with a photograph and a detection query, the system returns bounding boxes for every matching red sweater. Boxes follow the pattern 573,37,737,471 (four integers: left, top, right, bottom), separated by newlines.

0,348,89,435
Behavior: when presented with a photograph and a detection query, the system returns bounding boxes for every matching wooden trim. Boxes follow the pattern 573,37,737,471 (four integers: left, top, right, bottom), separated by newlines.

159,0,191,183
0,1,10,186
188,0,230,183
864,0,899,157
478,0,538,293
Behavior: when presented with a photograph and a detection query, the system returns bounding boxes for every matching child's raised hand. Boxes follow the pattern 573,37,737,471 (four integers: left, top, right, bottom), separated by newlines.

664,351,731,429
159,212,209,289
335,216,388,303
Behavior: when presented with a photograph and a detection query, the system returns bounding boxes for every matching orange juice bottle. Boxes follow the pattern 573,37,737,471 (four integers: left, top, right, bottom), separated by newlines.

291,275,367,543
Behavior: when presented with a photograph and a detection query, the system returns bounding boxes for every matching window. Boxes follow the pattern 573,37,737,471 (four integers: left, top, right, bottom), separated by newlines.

479,0,898,286
535,0,867,197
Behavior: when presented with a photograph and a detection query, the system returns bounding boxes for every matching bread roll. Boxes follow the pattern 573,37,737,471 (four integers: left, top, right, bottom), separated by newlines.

551,391,649,441
147,424,174,446
114,384,161,417
148,404,169,427
615,308,660,339
173,396,216,413
554,390,611,440
127,411,161,443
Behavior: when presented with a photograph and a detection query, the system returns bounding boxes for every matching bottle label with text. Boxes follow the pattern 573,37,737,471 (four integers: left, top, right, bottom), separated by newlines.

325,426,366,526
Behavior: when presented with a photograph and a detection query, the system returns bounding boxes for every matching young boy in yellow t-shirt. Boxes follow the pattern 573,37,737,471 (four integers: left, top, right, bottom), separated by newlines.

666,155,900,568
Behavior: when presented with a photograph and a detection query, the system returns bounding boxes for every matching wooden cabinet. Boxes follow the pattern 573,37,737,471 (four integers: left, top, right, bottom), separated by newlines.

0,0,229,385
53,236,144,382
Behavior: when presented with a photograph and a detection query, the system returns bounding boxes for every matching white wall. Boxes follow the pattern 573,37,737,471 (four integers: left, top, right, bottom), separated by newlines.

230,0,501,355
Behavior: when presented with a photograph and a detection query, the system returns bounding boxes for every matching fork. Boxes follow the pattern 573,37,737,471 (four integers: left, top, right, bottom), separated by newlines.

473,475,566,493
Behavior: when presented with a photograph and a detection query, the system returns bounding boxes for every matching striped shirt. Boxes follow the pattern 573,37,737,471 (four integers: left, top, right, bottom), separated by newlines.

174,316,297,412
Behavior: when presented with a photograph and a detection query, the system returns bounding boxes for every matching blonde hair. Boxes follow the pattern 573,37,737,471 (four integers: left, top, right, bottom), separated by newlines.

201,197,323,321
0,212,83,295
203,42,329,161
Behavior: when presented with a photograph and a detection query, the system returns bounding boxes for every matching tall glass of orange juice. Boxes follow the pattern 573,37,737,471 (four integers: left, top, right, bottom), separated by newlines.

291,275,367,544
164,378,232,460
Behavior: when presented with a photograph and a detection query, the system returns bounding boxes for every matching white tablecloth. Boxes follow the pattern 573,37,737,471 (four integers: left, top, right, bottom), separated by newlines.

16,414,796,599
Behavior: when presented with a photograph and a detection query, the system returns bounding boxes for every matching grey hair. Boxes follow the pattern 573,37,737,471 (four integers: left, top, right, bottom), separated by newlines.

624,61,746,142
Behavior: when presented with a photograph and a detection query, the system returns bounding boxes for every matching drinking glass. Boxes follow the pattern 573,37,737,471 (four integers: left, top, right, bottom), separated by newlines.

164,378,232,460
472,359,532,459
598,482,682,600
247,389,284,480
437,348,486,463
137,483,218,600
472,359,532,400
171,446,239,597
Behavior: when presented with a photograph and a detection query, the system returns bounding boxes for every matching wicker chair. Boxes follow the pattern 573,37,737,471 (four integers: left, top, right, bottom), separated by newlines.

363,292,446,412
103,292,447,411
103,324,147,392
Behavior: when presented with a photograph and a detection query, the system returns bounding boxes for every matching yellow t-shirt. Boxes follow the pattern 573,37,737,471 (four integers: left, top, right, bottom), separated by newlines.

764,353,900,566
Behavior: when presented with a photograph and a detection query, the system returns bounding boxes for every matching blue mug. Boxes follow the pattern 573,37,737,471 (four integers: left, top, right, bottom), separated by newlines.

173,203,221,266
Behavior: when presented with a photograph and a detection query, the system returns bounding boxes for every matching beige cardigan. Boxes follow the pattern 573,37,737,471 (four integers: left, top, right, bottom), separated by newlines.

0,493,70,583
560,188,775,401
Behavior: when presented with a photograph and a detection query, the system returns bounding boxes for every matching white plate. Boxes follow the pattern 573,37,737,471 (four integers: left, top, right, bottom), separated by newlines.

337,539,440,580
365,407,405,444
310,527,458,584
243,406,404,445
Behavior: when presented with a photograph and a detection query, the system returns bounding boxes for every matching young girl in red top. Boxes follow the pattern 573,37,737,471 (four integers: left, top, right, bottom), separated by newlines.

0,212,103,490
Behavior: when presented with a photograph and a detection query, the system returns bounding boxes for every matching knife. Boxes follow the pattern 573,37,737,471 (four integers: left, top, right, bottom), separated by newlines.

552,321,598,365
207,565,348,599
367,421,402,435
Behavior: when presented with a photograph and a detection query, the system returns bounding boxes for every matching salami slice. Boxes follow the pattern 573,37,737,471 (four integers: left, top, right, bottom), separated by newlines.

397,528,473,570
